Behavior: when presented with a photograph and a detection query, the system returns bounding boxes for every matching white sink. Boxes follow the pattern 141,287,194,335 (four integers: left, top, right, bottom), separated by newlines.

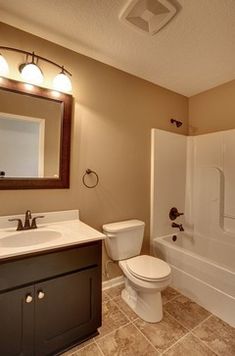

0,230,61,248
0,210,105,260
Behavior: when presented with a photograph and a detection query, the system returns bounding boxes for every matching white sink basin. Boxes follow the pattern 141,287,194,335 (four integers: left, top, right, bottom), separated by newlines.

0,211,105,260
0,230,61,248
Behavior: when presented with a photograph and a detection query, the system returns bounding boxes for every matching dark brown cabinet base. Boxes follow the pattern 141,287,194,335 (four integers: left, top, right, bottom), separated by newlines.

0,240,102,356
0,285,35,355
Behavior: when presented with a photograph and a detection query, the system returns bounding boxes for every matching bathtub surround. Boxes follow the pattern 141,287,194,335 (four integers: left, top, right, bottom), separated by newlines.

0,21,188,281
150,129,187,240
151,129,235,326
188,130,235,238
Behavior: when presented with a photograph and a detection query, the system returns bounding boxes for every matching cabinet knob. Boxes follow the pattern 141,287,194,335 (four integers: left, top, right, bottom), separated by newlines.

38,291,45,299
25,294,33,303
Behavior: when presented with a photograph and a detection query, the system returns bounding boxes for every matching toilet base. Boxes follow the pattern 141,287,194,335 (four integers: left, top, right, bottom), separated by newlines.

121,280,163,323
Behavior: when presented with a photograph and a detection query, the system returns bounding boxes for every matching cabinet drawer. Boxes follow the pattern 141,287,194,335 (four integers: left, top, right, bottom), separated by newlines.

0,240,101,292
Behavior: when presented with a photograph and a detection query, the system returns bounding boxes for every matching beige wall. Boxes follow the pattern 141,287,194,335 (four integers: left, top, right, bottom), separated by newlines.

189,79,235,135
0,22,188,279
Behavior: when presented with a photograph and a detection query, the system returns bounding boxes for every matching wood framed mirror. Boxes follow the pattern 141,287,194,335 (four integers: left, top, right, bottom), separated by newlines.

0,77,72,189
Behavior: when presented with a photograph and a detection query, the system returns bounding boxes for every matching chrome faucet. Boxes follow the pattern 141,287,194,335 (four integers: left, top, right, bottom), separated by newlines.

9,210,45,231
171,222,184,231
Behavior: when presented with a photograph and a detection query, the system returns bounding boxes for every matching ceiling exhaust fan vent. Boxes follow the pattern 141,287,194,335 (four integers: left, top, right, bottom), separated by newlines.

120,0,179,35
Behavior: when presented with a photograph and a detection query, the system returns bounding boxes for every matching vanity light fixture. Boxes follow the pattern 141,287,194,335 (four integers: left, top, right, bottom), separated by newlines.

53,66,72,92
0,46,72,92
20,52,44,85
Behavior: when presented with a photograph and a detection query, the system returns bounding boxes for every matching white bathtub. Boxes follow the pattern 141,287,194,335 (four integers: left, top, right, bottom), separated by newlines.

154,233,235,327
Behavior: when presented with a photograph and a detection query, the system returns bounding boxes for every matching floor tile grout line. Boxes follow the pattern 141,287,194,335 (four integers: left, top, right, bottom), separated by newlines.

164,309,212,334
159,314,214,355
163,311,220,356
189,314,216,354
163,293,181,306
71,344,93,355
95,321,132,341
61,340,94,355
93,339,106,356
103,287,197,354
99,291,136,342
102,286,222,356
131,321,161,354
189,331,221,356
66,314,215,356
102,291,112,302
102,294,110,303
111,298,132,320
190,314,213,333
160,330,191,355
164,310,191,332
111,295,139,323
67,308,218,355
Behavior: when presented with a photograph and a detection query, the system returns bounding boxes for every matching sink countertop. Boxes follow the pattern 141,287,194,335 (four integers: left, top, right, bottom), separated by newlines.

0,214,105,260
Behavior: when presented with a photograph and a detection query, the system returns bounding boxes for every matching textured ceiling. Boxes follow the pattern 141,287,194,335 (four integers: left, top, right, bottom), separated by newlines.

0,0,235,96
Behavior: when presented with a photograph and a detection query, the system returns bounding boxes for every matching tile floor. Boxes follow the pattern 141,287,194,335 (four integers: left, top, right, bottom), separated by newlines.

62,285,235,356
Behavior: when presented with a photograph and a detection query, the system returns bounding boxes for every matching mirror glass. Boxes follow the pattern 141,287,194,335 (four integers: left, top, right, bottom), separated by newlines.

0,78,72,189
0,89,62,178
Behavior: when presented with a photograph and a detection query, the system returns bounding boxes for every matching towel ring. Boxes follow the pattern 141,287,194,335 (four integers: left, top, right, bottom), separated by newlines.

82,169,99,188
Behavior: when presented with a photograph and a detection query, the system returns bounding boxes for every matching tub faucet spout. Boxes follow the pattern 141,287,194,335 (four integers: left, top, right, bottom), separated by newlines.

172,222,184,231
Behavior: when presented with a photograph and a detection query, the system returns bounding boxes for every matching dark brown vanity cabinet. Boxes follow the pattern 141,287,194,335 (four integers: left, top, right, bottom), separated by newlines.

35,267,100,355
0,240,102,356
0,285,35,355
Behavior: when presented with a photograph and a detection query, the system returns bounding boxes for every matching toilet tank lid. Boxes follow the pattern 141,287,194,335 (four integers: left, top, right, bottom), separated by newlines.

103,219,145,233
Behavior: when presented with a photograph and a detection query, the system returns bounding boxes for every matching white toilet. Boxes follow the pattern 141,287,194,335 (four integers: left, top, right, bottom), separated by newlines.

103,219,171,323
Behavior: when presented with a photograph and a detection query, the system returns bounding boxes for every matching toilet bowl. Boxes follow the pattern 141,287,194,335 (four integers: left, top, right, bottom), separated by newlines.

119,255,171,322
103,220,171,323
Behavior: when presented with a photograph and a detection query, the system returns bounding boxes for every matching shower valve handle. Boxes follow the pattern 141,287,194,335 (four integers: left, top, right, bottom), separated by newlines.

169,207,184,220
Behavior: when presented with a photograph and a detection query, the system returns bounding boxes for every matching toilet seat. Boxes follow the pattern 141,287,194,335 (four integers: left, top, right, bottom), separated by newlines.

126,255,171,282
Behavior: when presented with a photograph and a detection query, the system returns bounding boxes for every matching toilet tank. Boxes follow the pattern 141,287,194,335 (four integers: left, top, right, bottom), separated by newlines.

103,220,145,261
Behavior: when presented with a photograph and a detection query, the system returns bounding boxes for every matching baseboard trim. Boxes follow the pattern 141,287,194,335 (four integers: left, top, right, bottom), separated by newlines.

102,276,124,290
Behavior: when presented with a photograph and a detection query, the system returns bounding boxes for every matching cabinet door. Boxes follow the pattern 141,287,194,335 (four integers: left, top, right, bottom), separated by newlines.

0,286,34,356
35,267,101,356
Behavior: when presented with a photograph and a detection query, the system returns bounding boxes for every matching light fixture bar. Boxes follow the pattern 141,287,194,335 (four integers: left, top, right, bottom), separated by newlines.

0,46,72,76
